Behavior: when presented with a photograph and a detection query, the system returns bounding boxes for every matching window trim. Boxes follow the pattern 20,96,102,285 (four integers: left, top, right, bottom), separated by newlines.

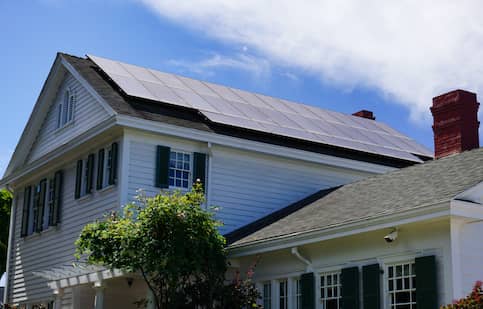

168,150,193,190
319,270,342,309
262,281,272,309
56,88,76,129
385,260,417,309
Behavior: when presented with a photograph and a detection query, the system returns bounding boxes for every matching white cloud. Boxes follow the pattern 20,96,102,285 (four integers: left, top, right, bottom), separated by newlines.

140,0,483,121
167,53,271,79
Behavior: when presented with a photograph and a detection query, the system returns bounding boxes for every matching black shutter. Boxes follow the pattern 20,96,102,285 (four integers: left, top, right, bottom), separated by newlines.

86,153,95,194
300,272,315,309
155,145,170,188
97,148,105,190
75,160,83,199
415,255,438,309
363,264,381,309
21,186,32,237
192,152,207,191
49,171,63,226
108,142,118,185
35,179,47,232
341,267,360,309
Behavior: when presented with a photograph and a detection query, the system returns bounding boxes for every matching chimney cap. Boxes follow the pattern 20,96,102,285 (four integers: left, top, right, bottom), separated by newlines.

353,110,375,120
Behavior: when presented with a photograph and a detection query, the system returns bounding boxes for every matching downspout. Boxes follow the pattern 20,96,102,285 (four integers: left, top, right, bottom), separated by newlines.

291,247,312,272
4,185,15,305
206,142,213,209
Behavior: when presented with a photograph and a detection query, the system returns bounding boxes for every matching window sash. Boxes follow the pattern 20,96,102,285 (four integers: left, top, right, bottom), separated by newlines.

320,272,341,309
263,282,272,309
387,262,417,308
169,151,192,189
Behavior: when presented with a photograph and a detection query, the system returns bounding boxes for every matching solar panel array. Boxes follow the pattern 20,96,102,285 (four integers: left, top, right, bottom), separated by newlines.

88,55,433,163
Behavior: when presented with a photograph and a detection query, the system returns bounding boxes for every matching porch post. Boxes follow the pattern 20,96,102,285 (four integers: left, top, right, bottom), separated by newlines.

54,288,64,309
93,282,105,309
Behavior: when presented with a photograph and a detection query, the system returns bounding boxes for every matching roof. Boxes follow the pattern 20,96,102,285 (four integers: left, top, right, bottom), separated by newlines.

231,147,483,247
84,54,432,163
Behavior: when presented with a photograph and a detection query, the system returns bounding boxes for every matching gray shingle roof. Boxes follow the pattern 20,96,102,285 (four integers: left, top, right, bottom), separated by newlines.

232,147,483,247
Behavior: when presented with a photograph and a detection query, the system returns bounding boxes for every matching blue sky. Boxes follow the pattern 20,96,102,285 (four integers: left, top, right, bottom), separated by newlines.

1,0,483,175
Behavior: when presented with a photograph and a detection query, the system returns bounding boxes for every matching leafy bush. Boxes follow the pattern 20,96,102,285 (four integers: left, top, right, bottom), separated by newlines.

441,281,483,309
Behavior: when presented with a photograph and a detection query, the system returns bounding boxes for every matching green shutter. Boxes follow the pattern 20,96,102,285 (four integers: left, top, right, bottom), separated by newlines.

21,187,32,237
415,255,438,309
75,160,83,199
300,272,315,309
35,179,47,232
108,142,119,185
49,171,63,226
155,145,170,188
362,264,381,309
97,148,105,190
192,152,207,191
341,267,360,309
86,153,95,194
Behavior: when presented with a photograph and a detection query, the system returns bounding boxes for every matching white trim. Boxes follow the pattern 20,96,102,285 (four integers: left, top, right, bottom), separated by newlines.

60,56,116,117
450,199,483,220
228,202,450,257
116,114,397,175
119,133,130,207
4,194,16,305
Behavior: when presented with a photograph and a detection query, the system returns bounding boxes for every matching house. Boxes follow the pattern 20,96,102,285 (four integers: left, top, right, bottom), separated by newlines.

0,52,478,309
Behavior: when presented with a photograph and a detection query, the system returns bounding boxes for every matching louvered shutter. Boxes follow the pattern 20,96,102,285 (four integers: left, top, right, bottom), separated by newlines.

300,272,315,309
341,267,360,309
97,148,105,190
192,152,206,191
75,160,83,199
35,179,47,232
155,145,170,188
108,142,118,185
86,153,95,194
21,186,32,237
49,171,63,226
363,264,381,309
415,255,438,308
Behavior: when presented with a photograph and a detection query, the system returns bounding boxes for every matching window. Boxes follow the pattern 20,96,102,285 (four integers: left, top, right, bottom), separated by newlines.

263,282,272,309
169,151,191,189
320,272,341,309
21,172,63,237
387,262,416,308
57,89,75,128
279,280,288,309
295,279,302,309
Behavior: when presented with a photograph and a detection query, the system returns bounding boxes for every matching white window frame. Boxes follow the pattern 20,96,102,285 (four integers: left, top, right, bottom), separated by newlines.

279,280,288,309
319,271,342,309
57,88,75,129
294,278,302,309
263,281,272,309
168,150,193,190
385,260,417,309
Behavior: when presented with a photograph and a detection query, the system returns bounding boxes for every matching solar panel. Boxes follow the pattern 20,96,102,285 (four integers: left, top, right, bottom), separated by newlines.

88,54,433,162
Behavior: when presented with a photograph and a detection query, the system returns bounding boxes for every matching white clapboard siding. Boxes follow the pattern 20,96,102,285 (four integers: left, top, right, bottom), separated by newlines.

27,73,111,163
126,137,370,235
459,221,483,297
8,160,119,306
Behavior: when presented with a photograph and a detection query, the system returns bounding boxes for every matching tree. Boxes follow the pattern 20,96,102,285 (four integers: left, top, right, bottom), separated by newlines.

441,281,483,308
76,183,229,309
0,189,12,275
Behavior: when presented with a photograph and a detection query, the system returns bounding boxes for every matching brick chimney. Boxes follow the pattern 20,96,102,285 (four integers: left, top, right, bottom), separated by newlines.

353,110,375,120
430,89,480,159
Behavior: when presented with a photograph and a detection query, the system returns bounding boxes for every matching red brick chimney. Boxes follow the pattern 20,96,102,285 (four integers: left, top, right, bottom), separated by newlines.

430,89,480,159
353,110,375,120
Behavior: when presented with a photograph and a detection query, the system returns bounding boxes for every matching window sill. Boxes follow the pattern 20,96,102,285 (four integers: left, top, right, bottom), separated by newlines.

53,120,75,134
98,184,115,193
76,193,93,202
22,225,59,241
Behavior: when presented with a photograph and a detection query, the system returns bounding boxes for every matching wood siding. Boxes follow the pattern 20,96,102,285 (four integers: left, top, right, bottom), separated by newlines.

126,132,371,234
7,155,119,306
27,73,111,164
